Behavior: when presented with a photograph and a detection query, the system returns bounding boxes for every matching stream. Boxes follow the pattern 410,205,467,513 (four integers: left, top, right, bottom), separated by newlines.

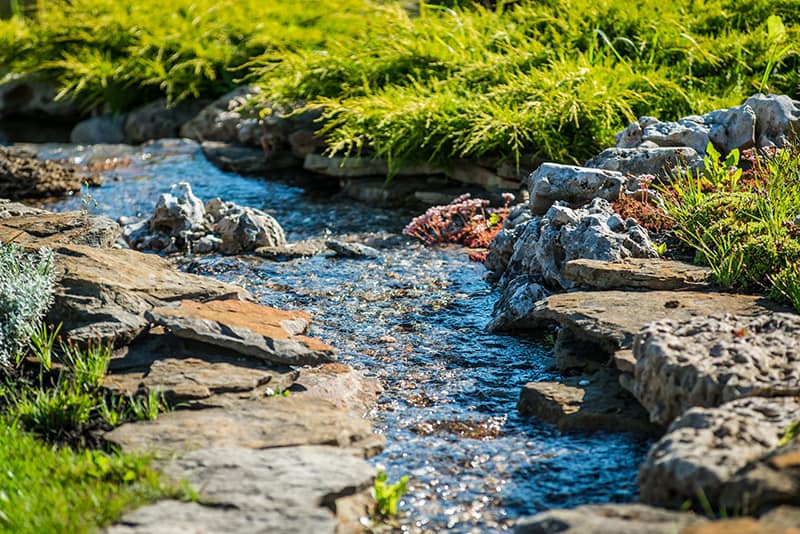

34,140,650,532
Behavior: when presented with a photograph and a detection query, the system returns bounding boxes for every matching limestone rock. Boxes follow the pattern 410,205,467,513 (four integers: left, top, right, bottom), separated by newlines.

325,239,380,259
485,201,533,280
514,503,707,534
47,243,248,346
707,103,757,154
447,159,520,190
146,299,336,366
632,313,800,425
744,94,800,149
70,114,127,145
487,276,550,331
124,98,209,144
585,146,702,178
107,446,375,534
526,163,626,215
209,198,286,254
255,239,326,260
179,86,260,143
0,146,81,199
562,258,712,290
639,396,800,508
104,396,381,457
518,369,658,434
151,182,206,235
616,115,712,154
0,212,120,248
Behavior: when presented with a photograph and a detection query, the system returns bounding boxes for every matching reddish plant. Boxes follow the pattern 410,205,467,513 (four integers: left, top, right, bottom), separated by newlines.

403,193,514,261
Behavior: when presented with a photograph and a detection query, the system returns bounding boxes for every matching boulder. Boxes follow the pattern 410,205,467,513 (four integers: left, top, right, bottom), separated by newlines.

0,74,79,120
124,98,209,144
707,103,757,154
325,239,380,259
179,86,260,143
514,503,707,534
209,198,286,254
70,114,127,145
518,369,658,434
484,201,533,280
744,94,800,149
562,258,712,290
0,146,81,199
303,153,438,178
107,446,375,534
639,396,800,508
632,313,800,425
585,146,702,178
487,276,550,331
526,163,626,215
146,299,336,366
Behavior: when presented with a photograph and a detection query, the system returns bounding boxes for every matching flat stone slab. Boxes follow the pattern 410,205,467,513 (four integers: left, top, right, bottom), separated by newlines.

48,244,249,346
294,363,383,414
563,258,712,290
518,369,659,434
0,211,120,248
514,503,707,533
529,290,778,356
147,299,336,366
325,239,380,259
633,313,800,424
639,396,800,508
104,395,383,458
255,239,326,260
682,511,800,534
107,446,375,534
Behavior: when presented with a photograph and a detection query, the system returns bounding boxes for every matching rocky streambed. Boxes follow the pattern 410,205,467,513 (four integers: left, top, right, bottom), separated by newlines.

8,140,654,532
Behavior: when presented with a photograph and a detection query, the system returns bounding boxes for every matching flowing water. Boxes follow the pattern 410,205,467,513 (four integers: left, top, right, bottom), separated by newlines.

36,140,650,532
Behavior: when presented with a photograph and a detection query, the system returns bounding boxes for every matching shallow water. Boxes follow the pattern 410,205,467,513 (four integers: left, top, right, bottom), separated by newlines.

39,140,650,532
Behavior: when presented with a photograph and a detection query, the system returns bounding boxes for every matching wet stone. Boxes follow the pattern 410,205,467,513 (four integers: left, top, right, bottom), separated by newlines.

293,363,383,414
562,258,712,290
325,239,381,259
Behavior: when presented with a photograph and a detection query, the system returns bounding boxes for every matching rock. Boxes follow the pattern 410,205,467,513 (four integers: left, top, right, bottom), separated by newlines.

585,146,702,178
151,182,206,234
0,199,47,219
303,153,437,178
105,395,382,458
0,212,120,248
523,290,777,358
562,258,712,290
447,160,520,190
201,141,298,175
616,115,712,154
526,163,626,215
325,239,380,259
485,201,534,280
47,243,249,346
744,94,800,149
124,98,209,144
70,114,127,145
683,511,800,534
209,198,286,254
146,299,336,366
0,74,79,120
632,313,800,425
514,503,707,534
518,369,658,434
707,103,757,155
107,446,375,534
494,198,657,298
0,146,81,199
294,363,383,414
179,86,260,143
255,240,326,260
638,396,800,508
487,276,550,331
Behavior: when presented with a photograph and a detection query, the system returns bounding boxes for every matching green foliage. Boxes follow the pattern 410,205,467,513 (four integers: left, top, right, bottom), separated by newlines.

0,420,183,533
27,322,60,372
374,470,409,518
58,340,111,393
780,419,800,446
126,389,169,422
0,245,54,368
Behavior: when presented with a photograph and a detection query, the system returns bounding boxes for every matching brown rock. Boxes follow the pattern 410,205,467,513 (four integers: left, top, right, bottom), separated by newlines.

518,369,659,434
294,363,383,414
682,516,800,534
563,258,712,290
515,503,707,533
0,211,120,248
0,146,81,199
147,299,336,366
104,395,383,458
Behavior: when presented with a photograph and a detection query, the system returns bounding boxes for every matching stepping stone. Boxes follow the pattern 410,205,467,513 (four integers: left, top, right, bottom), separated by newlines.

106,446,375,534
514,503,707,533
104,395,384,458
147,299,336,366
518,369,659,434
563,258,712,290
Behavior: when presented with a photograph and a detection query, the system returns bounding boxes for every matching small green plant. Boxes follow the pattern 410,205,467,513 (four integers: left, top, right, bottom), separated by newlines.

374,470,409,518
543,333,556,347
759,15,793,93
13,380,95,438
127,390,168,422
59,340,111,393
267,387,291,397
779,419,800,446
28,322,62,373
652,242,668,256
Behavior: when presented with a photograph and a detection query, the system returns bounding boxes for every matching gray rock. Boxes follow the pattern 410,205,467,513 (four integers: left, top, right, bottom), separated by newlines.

209,198,286,254
632,313,800,425
0,199,47,219
124,98,209,144
179,86,259,143
0,211,120,248
616,115,712,154
515,503,707,534
526,163,626,215
201,140,299,174
518,368,658,434
639,396,800,508
562,258,712,290
325,239,380,259
255,240,326,260
70,114,127,145
146,299,336,366
0,74,79,120
107,446,375,534
150,182,206,235
303,153,438,178
707,103,757,154
487,276,550,331
745,93,800,148
585,146,702,178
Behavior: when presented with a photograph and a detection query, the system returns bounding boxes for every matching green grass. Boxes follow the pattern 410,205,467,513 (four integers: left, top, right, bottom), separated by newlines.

0,420,183,533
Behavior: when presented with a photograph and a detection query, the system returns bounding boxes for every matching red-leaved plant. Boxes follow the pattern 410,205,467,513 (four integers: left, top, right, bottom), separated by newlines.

403,193,514,261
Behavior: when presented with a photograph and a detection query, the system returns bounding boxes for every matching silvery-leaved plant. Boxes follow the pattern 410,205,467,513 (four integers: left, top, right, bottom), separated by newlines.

0,245,55,367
